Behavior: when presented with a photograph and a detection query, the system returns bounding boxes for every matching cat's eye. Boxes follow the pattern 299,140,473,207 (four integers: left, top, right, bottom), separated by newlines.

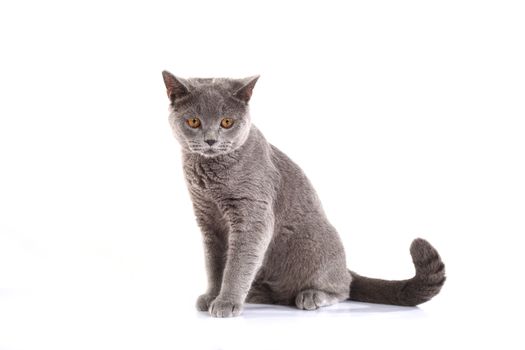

220,118,234,129
186,118,201,128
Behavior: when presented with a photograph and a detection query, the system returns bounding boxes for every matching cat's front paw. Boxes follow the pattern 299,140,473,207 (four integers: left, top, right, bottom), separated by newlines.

196,293,217,312
209,298,243,318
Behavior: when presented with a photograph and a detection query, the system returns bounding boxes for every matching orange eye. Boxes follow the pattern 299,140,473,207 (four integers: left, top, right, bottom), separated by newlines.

220,118,234,129
186,118,201,128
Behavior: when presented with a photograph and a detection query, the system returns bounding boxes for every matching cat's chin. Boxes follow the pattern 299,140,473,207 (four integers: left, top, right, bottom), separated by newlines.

198,149,225,158
198,148,238,158
186,145,237,158
202,149,219,157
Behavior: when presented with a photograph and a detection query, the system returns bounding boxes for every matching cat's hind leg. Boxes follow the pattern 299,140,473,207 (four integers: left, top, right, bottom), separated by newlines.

295,290,344,310
246,282,275,304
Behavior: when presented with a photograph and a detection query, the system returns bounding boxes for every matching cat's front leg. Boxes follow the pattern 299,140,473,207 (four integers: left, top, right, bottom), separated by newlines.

209,201,273,317
195,230,225,312
191,194,229,312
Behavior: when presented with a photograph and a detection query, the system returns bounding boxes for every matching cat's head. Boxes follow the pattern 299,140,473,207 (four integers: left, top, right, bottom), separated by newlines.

162,71,259,157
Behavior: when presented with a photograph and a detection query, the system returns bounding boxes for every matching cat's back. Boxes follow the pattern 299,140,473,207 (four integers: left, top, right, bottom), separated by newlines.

270,144,310,186
268,143,324,216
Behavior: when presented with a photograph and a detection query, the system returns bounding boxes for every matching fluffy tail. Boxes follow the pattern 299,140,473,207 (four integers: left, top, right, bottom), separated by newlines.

349,238,445,306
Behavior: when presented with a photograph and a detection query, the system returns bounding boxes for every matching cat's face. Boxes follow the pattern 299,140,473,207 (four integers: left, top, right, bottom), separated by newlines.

162,71,259,157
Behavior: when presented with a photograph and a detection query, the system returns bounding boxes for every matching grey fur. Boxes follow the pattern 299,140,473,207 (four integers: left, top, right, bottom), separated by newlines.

162,71,446,317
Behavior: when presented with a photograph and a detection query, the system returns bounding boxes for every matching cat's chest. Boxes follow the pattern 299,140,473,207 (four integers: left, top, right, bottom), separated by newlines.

183,159,234,191
182,155,275,203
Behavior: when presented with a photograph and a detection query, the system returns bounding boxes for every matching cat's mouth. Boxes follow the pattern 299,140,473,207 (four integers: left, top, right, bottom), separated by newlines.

193,145,231,157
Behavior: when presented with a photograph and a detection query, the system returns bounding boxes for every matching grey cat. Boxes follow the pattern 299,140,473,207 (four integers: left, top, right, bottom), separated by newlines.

162,71,446,318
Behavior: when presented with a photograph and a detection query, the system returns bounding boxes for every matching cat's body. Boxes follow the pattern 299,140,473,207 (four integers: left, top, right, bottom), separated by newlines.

162,72,445,317
184,125,350,310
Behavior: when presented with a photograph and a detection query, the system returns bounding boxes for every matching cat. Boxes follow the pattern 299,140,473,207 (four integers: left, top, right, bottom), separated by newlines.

162,71,446,317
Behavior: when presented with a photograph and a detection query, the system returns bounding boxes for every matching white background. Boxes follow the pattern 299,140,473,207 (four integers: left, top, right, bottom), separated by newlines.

1,0,524,349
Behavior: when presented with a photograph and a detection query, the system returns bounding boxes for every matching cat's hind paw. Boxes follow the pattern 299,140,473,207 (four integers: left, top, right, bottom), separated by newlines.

295,290,339,310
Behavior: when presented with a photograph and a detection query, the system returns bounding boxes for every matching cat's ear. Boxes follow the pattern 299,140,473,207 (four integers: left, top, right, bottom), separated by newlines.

233,76,260,103
162,71,190,101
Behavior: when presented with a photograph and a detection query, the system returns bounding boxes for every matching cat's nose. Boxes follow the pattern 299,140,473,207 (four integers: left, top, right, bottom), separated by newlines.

205,139,217,146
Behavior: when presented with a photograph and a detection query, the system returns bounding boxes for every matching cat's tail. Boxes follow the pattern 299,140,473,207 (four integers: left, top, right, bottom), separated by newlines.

348,238,445,306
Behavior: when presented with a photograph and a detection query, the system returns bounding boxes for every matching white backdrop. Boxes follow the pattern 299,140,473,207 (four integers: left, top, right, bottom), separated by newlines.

1,1,524,349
